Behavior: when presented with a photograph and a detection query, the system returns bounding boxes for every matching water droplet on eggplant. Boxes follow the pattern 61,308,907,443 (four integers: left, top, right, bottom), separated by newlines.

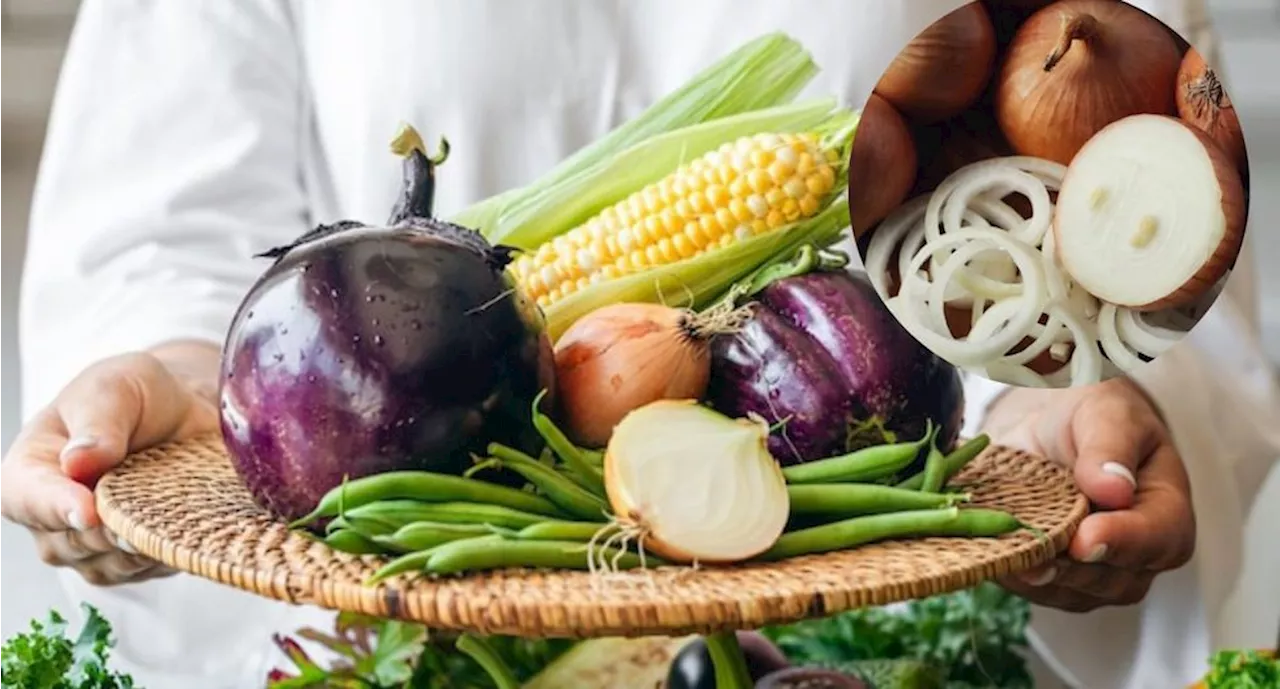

373,335,384,346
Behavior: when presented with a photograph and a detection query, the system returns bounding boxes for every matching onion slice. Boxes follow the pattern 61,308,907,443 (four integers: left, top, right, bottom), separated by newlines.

1053,114,1246,311
603,400,789,564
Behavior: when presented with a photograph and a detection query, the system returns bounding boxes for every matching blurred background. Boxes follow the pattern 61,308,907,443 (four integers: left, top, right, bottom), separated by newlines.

2,0,1278,650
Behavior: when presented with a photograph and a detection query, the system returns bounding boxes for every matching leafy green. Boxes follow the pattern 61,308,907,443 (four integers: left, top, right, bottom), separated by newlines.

761,583,1034,689
1,604,136,689
266,613,575,688
1203,649,1280,689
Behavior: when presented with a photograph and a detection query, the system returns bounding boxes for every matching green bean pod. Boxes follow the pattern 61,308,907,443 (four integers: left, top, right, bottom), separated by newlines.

781,422,934,484
371,522,498,553
425,537,658,575
323,529,384,555
786,483,968,518
919,433,947,494
341,500,551,531
531,390,606,495
897,434,991,491
514,520,611,542
758,507,1022,561
365,548,441,586
292,471,564,527
486,444,609,521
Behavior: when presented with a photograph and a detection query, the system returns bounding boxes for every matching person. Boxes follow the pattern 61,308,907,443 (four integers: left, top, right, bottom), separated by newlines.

2,1,1276,687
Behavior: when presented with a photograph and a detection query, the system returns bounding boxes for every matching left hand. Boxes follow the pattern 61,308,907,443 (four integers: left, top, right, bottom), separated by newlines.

981,377,1196,613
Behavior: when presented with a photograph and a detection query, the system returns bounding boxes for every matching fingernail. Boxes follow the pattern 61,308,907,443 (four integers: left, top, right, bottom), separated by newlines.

1083,544,1109,563
66,510,89,532
1101,462,1137,488
1023,566,1057,587
59,436,97,464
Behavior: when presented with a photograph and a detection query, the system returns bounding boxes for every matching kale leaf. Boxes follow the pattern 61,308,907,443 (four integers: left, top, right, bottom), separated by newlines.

1,604,136,689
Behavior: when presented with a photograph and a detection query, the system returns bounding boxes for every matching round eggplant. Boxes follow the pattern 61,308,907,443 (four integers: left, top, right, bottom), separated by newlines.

707,269,963,466
666,632,791,689
219,126,554,520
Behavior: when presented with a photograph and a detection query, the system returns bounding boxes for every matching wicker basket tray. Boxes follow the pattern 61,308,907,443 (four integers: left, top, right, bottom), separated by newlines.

96,434,1086,638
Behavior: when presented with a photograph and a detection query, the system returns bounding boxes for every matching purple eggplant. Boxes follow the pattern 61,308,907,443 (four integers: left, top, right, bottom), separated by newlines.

666,632,792,689
708,269,962,466
219,126,554,520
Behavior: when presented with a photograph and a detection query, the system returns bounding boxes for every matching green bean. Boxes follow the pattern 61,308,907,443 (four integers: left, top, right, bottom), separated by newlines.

487,443,609,521
897,434,991,491
919,431,946,494
781,421,934,484
292,470,564,527
342,500,551,531
581,448,604,467
531,390,606,495
371,522,499,553
425,537,657,575
786,483,968,518
514,520,610,542
322,529,384,555
758,507,1022,561
365,547,441,585
324,513,405,538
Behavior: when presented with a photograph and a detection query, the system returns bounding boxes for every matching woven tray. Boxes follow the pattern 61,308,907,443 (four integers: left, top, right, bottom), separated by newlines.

96,434,1086,638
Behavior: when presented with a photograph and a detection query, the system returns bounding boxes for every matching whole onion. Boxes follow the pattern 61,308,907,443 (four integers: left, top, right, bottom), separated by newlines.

874,2,997,124
1176,49,1249,182
848,94,917,237
994,0,1182,165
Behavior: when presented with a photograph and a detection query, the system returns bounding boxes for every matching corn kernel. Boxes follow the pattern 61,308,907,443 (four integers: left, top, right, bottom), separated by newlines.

775,145,798,165
784,178,807,199
728,198,752,223
536,295,550,307
805,174,828,196
643,216,663,242
552,235,573,255
751,219,769,234
730,151,750,172
782,198,801,221
602,265,621,280
746,169,772,193
614,256,631,273
627,195,645,219
642,186,663,214
672,176,688,199
765,188,786,207
561,280,578,296
746,194,769,218
685,221,709,248
658,208,680,235
716,234,735,249
716,165,737,185
617,228,636,252
766,209,786,229
605,236,620,257
576,248,598,272
799,195,821,216
672,233,695,258
525,272,545,296
769,160,797,185
657,237,678,262
699,214,721,239
734,224,754,241
818,165,836,188
690,192,710,214
734,137,755,154
535,243,557,263
796,153,815,175
576,277,590,291
617,205,634,227
686,172,708,193
826,148,841,163
758,133,782,151
539,265,558,290
548,286,563,302
659,179,678,205
674,198,695,220
629,251,648,271
715,208,736,234
728,177,749,198
749,148,775,169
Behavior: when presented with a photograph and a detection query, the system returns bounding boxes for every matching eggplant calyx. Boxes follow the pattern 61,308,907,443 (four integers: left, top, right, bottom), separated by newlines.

255,220,366,262
719,244,850,308
388,123,448,225
844,415,897,452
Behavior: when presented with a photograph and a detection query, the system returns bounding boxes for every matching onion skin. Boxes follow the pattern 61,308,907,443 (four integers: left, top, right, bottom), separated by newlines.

708,271,964,466
1053,115,1247,312
553,303,710,447
849,94,917,237
874,2,997,123
994,0,1181,165
1177,49,1249,182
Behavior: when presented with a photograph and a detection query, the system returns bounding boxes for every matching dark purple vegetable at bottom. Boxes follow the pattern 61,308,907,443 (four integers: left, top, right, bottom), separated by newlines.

755,667,868,689
219,125,555,521
667,632,791,689
708,269,963,467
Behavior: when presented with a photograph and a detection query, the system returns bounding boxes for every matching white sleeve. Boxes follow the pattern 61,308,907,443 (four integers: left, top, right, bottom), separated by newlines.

18,0,311,420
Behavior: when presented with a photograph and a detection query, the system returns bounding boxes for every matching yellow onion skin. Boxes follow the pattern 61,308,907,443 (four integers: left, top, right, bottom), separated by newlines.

848,94,917,237
994,0,1181,165
874,2,997,124
1177,49,1249,183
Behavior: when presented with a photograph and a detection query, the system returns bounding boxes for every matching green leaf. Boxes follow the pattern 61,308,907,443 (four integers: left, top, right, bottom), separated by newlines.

1205,649,1280,689
368,622,428,686
2,605,135,689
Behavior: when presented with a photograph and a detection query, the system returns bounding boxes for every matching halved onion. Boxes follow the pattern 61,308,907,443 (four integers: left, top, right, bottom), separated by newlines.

603,400,789,564
1053,114,1246,311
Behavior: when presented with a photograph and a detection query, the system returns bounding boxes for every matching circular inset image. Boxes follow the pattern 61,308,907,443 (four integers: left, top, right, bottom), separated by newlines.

847,0,1251,388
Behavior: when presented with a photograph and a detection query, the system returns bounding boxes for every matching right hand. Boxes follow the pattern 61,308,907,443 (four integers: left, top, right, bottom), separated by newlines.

1,344,220,585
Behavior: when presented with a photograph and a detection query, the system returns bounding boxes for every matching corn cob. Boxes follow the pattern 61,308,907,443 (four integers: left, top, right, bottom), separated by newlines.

510,132,840,307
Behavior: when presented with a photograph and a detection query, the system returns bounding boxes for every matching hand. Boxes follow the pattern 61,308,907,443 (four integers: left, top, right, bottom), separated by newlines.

1,343,220,586
982,377,1196,613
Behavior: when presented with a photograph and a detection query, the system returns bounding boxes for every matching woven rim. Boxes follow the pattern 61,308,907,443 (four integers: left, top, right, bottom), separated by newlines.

96,433,1086,638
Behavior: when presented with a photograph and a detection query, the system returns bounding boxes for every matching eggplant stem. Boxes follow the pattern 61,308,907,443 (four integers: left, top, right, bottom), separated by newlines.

387,123,446,224
1044,13,1099,72
705,631,754,689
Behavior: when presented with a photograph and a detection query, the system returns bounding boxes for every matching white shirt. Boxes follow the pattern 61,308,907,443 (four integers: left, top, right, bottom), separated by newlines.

19,1,1279,687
